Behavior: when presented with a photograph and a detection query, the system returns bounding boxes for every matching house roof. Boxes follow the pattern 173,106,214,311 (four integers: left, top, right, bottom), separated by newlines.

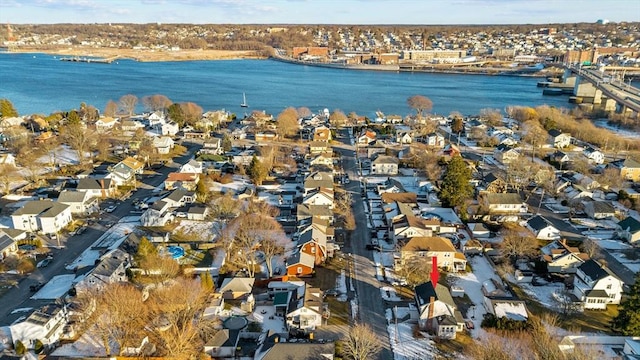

57,190,90,204
219,277,255,294
622,158,640,169
618,216,640,233
77,177,113,190
578,260,615,282
166,172,198,182
381,192,417,204
287,251,315,268
486,193,523,205
372,155,399,165
187,206,207,215
587,200,615,214
0,231,16,252
526,215,553,232
92,249,128,277
548,129,565,137
12,200,69,218
121,156,144,171
260,342,335,360
401,236,456,253
166,189,191,202
297,204,333,218
585,289,610,298
415,282,456,308
206,329,240,348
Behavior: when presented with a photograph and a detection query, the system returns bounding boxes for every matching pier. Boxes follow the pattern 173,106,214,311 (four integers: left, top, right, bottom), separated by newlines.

59,55,119,64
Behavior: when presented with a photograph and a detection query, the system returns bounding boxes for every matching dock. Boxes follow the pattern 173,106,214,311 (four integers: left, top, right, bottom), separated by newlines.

59,55,119,64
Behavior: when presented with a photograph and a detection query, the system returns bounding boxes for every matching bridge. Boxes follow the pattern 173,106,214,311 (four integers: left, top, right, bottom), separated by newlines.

562,64,640,116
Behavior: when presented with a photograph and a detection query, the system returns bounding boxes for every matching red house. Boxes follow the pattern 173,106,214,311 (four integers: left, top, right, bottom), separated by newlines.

286,251,315,277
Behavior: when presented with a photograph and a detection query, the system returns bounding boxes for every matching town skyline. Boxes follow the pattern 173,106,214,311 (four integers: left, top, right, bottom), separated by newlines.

0,0,638,25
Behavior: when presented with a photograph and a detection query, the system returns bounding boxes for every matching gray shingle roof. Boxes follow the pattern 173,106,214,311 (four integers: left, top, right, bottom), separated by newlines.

13,200,69,218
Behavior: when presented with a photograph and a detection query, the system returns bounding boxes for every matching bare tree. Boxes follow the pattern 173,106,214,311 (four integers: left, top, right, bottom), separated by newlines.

395,256,432,287
596,167,623,190
329,109,348,128
118,94,138,117
276,107,300,138
580,238,601,260
479,108,503,127
211,193,241,220
0,164,20,194
297,106,312,118
138,252,181,283
142,94,172,112
342,323,382,360
407,95,433,119
60,122,97,164
260,234,290,278
104,100,118,117
179,102,203,126
500,224,538,261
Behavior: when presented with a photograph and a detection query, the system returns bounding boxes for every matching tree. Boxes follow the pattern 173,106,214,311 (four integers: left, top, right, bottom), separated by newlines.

500,224,538,261
135,236,157,264
276,107,299,138
580,238,601,260
342,323,382,360
260,235,286,278
297,106,312,118
247,154,267,185
0,98,18,118
407,95,433,119
329,110,347,127
142,94,172,112
104,100,118,117
612,272,640,335
79,102,99,122
451,117,464,134
480,108,503,127
0,164,20,195
195,177,210,204
119,94,138,117
438,156,473,209
179,102,203,126
522,120,547,160
60,121,97,164
396,256,432,287
221,132,232,152
167,103,185,125
596,167,623,190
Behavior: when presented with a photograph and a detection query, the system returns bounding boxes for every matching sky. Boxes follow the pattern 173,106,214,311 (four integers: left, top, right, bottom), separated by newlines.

0,0,638,25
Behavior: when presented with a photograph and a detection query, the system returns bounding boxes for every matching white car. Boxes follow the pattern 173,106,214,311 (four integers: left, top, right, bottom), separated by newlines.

105,205,117,213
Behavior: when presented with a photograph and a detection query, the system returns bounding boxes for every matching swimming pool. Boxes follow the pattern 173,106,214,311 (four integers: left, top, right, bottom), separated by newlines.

167,245,185,259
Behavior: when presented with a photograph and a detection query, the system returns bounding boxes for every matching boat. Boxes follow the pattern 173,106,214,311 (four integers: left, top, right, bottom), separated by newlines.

240,93,248,108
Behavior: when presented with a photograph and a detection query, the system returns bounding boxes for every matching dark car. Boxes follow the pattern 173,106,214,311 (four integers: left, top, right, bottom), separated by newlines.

30,282,45,292
366,244,381,251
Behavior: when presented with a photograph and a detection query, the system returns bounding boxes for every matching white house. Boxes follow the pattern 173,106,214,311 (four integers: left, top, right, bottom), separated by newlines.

414,281,464,339
541,239,589,274
617,216,640,245
76,178,116,199
95,117,119,132
11,200,72,234
424,133,445,148
140,200,174,227
74,249,131,293
285,286,324,333
161,121,179,136
583,147,605,165
493,145,520,165
152,136,175,155
371,155,399,175
483,193,527,215
302,187,334,209
572,260,624,310
525,215,561,240
549,129,571,149
57,190,99,215
10,302,69,348
180,159,203,174
396,131,413,144
200,138,223,155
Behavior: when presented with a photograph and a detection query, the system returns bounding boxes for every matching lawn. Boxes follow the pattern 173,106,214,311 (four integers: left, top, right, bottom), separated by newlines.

303,257,350,326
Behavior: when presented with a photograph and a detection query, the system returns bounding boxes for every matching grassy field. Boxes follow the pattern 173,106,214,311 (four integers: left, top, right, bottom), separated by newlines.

304,256,350,326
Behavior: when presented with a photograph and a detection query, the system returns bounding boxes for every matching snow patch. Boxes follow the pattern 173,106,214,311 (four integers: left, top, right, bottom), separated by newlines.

31,274,76,300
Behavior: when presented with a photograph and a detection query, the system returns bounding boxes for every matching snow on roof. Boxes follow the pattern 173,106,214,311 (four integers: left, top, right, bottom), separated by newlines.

30,274,76,300
493,301,528,321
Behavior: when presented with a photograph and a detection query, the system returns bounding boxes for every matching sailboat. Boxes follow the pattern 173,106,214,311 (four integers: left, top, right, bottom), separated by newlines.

240,93,248,108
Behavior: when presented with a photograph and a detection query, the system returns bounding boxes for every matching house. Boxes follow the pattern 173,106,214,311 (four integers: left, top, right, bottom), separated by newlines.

397,237,467,272
74,249,131,293
309,141,330,155
0,229,25,260
392,215,434,243
204,329,240,358
549,129,571,148
467,223,491,238
308,154,334,168
396,131,413,144
285,286,324,333
0,152,16,166
483,297,529,321
572,260,624,310
541,239,589,274
187,206,209,221
164,189,196,207
550,150,570,164
256,339,335,360
303,171,333,195
140,200,173,227
161,121,179,136
583,147,605,165
493,144,520,165
147,111,165,127
200,138,223,155
442,144,461,158
202,293,225,319
302,187,334,209
11,200,72,234
482,173,507,194
218,277,255,300
525,215,561,240
371,154,399,175
57,190,99,215
286,251,315,276
109,157,145,186
76,178,116,199
583,200,616,220
152,136,174,155
414,281,464,338
482,193,527,215
9,302,69,349
297,225,328,265
620,158,640,182
95,116,119,132
179,159,203,174
424,132,445,148
357,130,377,145
120,120,145,132
313,126,332,142
184,130,210,140
165,172,200,191
617,216,640,245
255,131,278,143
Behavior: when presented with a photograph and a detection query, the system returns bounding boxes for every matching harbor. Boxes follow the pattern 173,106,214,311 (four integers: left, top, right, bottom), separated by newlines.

59,55,119,64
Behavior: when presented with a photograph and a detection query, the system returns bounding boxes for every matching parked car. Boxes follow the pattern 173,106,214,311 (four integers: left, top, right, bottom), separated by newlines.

324,289,338,297
466,321,475,330
105,205,117,213
30,282,45,292
76,226,87,235
37,258,52,268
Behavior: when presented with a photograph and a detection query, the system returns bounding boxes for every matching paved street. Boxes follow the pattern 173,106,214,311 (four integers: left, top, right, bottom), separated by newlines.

334,130,393,360
0,143,200,324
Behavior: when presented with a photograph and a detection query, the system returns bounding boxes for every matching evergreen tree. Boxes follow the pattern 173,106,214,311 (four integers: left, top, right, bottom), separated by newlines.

248,154,267,185
135,236,157,264
222,133,232,152
439,155,473,209
612,273,640,336
66,110,81,124
167,103,185,126
0,99,18,118
195,178,209,204
200,271,214,291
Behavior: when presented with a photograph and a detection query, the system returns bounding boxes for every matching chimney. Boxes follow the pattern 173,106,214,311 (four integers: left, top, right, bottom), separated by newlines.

431,256,439,288
99,179,106,199
426,296,435,333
